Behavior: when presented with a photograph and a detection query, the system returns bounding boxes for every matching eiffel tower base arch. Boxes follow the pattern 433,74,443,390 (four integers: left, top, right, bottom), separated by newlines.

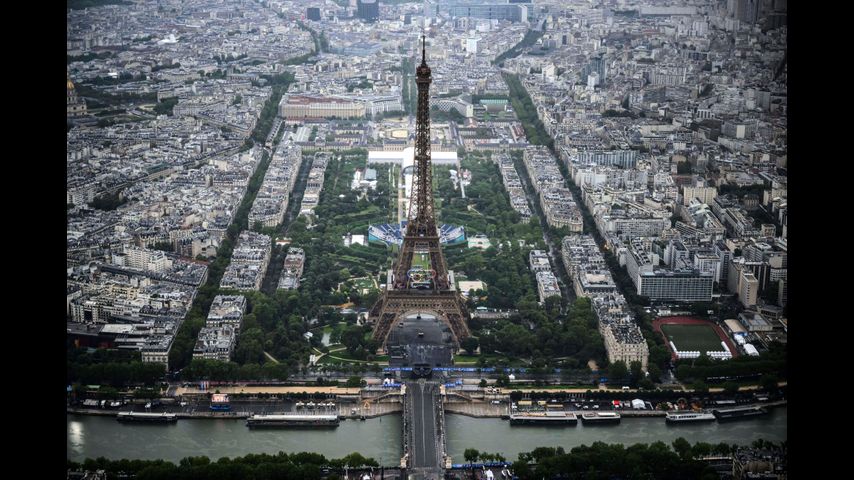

368,289,471,353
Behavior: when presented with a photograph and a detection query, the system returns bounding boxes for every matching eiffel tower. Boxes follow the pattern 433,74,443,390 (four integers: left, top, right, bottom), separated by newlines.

368,36,471,351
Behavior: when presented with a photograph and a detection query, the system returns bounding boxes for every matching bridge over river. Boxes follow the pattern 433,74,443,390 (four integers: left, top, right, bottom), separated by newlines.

389,313,455,479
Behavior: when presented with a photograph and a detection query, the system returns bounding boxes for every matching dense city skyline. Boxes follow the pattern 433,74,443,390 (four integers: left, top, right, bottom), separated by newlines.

68,1,787,478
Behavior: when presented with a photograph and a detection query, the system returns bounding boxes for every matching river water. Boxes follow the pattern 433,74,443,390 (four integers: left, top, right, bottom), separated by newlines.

445,408,786,460
67,407,785,463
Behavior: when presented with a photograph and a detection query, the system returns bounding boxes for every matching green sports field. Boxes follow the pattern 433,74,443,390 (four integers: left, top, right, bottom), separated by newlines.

660,324,724,353
411,253,431,270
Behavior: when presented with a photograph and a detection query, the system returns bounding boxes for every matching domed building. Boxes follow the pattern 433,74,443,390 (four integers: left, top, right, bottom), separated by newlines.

67,75,87,118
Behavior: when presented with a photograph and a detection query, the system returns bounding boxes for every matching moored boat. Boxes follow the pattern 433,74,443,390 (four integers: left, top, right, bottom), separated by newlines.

116,412,177,423
246,414,339,428
509,411,578,425
712,406,768,421
580,411,621,424
665,411,717,423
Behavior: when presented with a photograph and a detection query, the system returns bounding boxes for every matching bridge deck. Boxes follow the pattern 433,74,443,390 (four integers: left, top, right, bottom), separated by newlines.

405,380,444,479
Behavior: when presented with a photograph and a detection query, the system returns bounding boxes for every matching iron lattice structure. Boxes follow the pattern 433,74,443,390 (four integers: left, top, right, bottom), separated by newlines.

369,36,471,349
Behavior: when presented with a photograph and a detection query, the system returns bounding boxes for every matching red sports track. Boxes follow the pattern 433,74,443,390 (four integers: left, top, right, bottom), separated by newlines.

652,316,739,361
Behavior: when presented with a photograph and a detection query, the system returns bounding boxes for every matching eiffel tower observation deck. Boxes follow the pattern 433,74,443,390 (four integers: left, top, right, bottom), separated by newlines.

367,35,472,353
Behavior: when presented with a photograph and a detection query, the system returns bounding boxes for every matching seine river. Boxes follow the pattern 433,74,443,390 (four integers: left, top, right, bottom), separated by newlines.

67,407,785,464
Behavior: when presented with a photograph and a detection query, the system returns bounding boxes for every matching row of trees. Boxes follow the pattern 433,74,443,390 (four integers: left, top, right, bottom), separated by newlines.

503,73,554,149
168,145,275,372
493,29,546,66
463,448,507,464
213,53,247,65
67,347,164,387
75,84,157,107
250,73,295,143
153,96,178,116
674,342,787,384
68,440,783,479
511,440,727,480
401,57,417,114
85,72,148,86
430,105,467,124
295,20,328,55
88,190,127,211
68,0,130,10
68,361,166,387
67,452,379,480
179,358,290,382
67,51,113,64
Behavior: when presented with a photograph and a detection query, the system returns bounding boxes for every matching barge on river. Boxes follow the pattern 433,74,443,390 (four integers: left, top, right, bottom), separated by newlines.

116,412,177,423
712,406,768,422
510,411,577,425
580,411,621,424
246,414,340,428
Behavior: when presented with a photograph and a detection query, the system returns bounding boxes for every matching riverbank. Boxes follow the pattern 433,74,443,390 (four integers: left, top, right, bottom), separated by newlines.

69,398,785,421
508,382,787,393
67,401,402,420
68,407,252,419
173,386,361,395
443,399,786,419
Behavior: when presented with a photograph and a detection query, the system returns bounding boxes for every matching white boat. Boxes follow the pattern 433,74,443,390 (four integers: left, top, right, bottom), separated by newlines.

580,411,621,424
665,411,716,423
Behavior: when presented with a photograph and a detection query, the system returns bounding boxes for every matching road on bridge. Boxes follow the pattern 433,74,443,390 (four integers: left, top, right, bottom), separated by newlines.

406,380,443,479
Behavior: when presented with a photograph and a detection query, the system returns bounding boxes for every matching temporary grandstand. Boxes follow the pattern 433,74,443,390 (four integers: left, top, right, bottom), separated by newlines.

368,221,466,246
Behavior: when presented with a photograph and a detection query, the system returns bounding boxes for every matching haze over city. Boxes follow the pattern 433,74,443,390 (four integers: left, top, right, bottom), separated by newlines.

67,1,787,478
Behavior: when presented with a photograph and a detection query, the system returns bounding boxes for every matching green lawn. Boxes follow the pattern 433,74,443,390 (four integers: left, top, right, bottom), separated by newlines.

351,277,375,290
453,354,479,364
411,252,431,270
660,324,725,353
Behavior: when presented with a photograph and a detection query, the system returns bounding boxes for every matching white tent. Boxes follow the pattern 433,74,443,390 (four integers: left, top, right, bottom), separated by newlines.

631,399,645,409
744,343,760,356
